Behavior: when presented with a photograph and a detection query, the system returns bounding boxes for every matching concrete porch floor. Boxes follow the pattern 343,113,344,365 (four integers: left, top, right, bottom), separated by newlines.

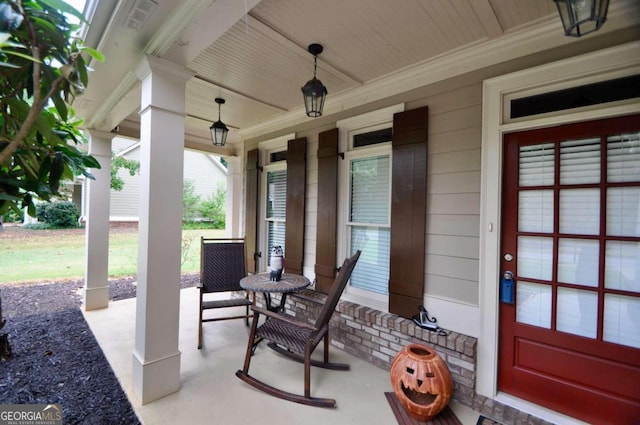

83,287,481,425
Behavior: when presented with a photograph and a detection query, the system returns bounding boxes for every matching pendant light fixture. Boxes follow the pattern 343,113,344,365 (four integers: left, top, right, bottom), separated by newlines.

210,97,229,146
301,43,327,118
554,0,609,37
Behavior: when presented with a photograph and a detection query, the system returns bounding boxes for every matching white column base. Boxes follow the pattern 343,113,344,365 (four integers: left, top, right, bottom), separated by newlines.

83,286,110,311
132,349,181,405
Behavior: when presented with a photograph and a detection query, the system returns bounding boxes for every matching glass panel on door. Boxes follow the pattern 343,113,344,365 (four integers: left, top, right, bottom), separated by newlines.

517,236,553,281
557,287,598,338
518,190,553,233
606,187,640,237
607,133,640,183
557,238,599,287
559,189,600,235
605,241,640,292
516,281,552,329
603,294,640,349
519,143,554,186
560,138,600,184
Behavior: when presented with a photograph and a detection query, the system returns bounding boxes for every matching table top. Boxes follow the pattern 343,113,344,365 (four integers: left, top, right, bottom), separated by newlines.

240,273,310,293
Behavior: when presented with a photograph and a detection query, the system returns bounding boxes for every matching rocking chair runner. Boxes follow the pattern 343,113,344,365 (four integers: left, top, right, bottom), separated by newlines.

198,237,254,349
235,250,361,407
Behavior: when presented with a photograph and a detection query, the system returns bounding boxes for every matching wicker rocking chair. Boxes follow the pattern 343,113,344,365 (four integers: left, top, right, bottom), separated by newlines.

235,250,361,407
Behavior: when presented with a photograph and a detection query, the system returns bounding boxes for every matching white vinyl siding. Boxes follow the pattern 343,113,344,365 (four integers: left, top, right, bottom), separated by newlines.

109,138,227,220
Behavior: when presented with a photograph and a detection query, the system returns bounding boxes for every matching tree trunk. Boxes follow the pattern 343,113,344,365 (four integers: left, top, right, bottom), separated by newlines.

0,291,11,361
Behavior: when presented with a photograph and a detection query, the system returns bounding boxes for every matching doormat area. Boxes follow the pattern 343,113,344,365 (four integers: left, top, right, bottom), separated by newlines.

385,392,462,425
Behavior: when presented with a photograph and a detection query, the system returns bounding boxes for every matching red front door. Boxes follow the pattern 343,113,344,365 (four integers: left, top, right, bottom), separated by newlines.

498,115,640,425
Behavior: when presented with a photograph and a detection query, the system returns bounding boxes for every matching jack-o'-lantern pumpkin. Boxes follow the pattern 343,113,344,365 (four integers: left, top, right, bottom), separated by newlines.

390,343,452,421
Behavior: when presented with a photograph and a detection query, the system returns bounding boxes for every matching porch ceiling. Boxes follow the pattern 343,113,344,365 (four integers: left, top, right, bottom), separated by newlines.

75,0,640,153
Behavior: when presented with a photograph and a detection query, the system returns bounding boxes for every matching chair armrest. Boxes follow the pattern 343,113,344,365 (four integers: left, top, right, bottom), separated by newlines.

250,305,317,331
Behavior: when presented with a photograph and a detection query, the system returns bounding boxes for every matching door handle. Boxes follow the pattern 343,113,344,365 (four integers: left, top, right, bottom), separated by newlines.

500,271,515,304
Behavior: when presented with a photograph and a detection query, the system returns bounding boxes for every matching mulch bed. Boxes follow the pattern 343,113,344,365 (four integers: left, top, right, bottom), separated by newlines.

0,273,199,424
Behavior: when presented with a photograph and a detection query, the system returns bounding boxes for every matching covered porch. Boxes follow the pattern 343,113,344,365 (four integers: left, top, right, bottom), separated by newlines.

75,0,640,424
83,287,481,424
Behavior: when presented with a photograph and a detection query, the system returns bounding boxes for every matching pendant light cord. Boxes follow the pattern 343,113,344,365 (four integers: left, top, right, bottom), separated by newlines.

313,55,318,78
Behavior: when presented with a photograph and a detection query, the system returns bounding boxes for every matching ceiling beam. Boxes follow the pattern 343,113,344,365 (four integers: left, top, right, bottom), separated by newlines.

85,0,260,131
193,75,289,112
186,113,240,130
470,0,504,39
247,13,363,87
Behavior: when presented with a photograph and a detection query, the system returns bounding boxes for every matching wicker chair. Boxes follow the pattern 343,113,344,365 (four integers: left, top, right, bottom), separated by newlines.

197,237,254,349
235,250,361,407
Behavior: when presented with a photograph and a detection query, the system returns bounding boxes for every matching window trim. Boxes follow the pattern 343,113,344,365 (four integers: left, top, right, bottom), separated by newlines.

343,146,392,307
337,104,403,312
261,162,286,272
260,134,293,165
258,134,292,271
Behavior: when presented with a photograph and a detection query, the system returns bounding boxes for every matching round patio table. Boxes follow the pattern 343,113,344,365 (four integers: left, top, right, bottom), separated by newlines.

240,273,310,313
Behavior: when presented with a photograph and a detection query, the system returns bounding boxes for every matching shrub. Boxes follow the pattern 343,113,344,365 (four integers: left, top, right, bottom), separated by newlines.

1,208,22,223
198,186,226,229
182,180,201,223
35,203,48,222
37,201,80,228
22,222,53,230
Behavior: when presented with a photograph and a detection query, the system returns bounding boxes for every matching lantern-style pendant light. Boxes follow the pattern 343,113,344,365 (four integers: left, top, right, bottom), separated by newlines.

210,97,229,146
554,0,609,37
301,43,327,118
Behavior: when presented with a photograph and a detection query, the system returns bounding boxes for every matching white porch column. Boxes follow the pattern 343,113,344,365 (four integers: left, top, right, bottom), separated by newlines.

84,130,113,310
132,55,194,404
225,155,243,238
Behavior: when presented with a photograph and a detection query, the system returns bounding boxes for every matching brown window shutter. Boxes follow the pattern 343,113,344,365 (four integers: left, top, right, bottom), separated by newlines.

284,138,307,275
314,128,339,294
389,106,428,319
245,148,260,273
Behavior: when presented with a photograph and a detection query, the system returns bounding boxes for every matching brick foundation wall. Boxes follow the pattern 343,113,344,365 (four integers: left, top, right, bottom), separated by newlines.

258,289,553,425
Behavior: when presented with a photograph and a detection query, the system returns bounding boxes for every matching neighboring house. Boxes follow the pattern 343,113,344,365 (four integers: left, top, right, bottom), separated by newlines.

109,137,227,221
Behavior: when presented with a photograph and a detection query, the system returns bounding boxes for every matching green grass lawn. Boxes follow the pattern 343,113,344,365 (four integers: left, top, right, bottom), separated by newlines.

0,227,225,283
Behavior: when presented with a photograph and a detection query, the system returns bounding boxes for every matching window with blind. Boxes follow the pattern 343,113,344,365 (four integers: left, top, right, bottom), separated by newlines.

266,168,286,267
338,105,403,311
348,154,391,295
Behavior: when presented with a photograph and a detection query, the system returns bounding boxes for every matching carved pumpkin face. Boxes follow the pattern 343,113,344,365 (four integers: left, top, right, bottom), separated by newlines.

390,344,452,421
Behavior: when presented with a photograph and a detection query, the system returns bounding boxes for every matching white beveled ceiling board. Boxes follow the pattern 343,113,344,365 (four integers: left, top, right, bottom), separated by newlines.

187,18,356,112
78,0,640,150
185,79,285,128
471,0,504,39
489,0,556,29
238,1,639,139
246,14,362,86
83,0,251,129
249,0,507,82
163,0,263,64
